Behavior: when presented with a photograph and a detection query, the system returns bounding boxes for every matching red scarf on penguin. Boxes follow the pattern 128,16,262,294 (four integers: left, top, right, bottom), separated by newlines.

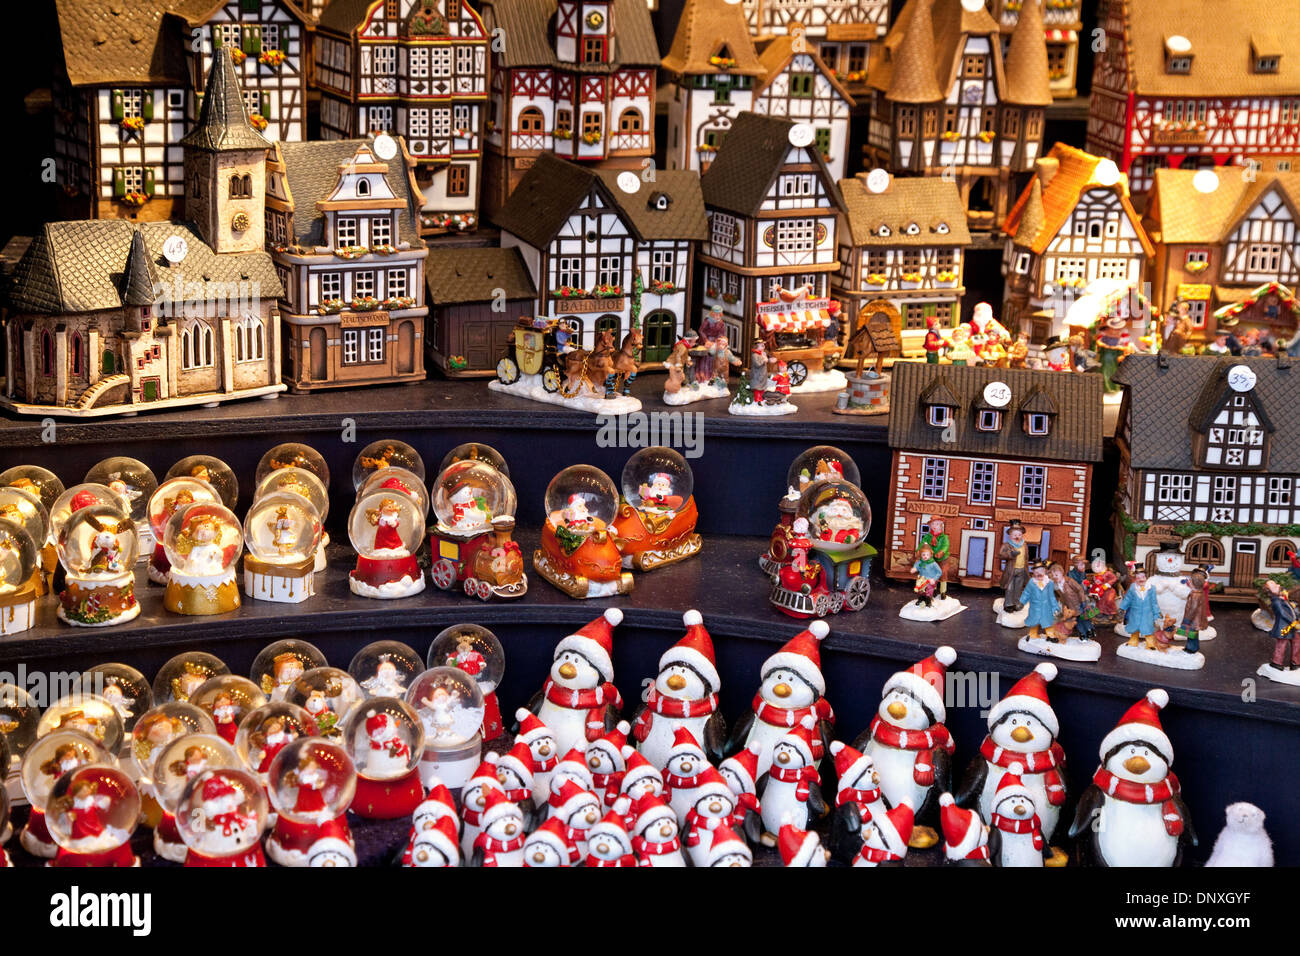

868,646,958,785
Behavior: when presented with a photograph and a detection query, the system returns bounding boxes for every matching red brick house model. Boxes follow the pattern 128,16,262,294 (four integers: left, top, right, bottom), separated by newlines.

884,362,1103,587
1087,0,1300,198
863,0,1052,230
985,0,1082,98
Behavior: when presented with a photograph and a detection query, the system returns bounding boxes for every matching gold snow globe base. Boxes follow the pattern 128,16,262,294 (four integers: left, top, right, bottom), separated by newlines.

165,571,241,615
0,583,39,635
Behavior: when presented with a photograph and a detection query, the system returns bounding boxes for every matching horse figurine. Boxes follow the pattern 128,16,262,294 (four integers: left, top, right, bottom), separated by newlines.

606,328,642,398
585,329,617,395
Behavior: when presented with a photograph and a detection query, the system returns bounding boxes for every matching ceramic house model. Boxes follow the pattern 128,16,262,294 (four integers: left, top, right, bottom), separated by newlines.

986,0,1082,98
1087,0,1300,197
3,50,284,417
699,112,845,355
1144,168,1300,344
863,0,1051,230
314,0,489,236
661,0,765,174
1000,142,1153,342
1114,354,1300,598
425,246,538,375
477,0,659,217
740,0,891,95
266,136,429,391
832,170,971,358
752,37,857,183
884,362,1102,587
494,152,706,359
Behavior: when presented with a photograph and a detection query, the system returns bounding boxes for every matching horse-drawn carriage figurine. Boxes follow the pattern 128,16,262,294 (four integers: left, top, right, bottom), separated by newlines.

769,478,875,619
493,317,643,411
427,459,527,601
755,285,845,392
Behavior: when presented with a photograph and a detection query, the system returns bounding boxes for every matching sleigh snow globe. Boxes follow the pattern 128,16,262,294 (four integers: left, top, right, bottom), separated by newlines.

343,697,426,819
145,477,220,584
0,518,39,635
285,667,366,739
266,737,358,867
151,732,241,862
769,479,874,618
428,460,526,600
613,447,702,572
54,503,140,627
162,503,243,615
351,640,423,700
18,730,112,859
760,446,861,576
407,666,485,790
84,457,157,558
242,493,322,603
352,440,426,491
176,768,269,867
45,764,141,867
348,490,426,599
535,465,634,599
250,639,329,702
152,651,229,705
428,624,506,742
165,455,239,510
253,467,331,573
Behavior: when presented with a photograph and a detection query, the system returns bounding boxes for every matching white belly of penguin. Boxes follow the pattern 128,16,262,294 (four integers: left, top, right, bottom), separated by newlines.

1097,798,1178,867
640,713,710,771
535,700,589,755
997,830,1044,867
644,846,686,866
867,743,928,813
761,779,808,834
978,766,1060,838
742,720,791,777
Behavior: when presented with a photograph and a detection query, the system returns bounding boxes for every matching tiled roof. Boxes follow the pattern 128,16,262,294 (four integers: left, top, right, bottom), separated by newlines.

594,169,708,241
838,172,971,247
180,47,271,152
493,152,632,248
661,0,764,77
55,0,187,87
481,0,659,71
426,247,537,304
317,0,380,33
1145,169,1300,245
1002,0,1052,106
701,112,842,217
755,35,856,107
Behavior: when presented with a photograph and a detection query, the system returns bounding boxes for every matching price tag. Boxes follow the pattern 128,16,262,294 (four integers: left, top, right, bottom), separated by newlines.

373,133,398,160
983,381,1012,408
1227,364,1257,393
788,123,815,148
616,171,640,194
162,235,188,264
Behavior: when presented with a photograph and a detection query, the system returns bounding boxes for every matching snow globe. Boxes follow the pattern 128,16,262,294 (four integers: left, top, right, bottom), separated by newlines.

152,651,229,704
256,443,331,488
266,737,357,867
0,778,9,863
250,639,329,701
429,460,526,600
0,485,49,599
285,667,365,739
243,493,322,603
535,464,633,599
188,675,268,745
0,517,39,635
347,489,426,598
361,466,431,519
254,466,331,572
46,764,140,867
234,701,320,781
54,504,140,627
129,701,214,844
406,666,485,789
176,767,269,867
352,440,425,491
37,693,125,755
84,457,157,557
428,624,506,742
0,464,63,590
163,502,243,615
165,455,239,510
0,681,40,769
761,446,863,576
438,442,510,478
613,446,702,572
74,664,152,739
769,479,875,619
19,730,112,858
145,476,220,583
342,697,425,819
350,640,423,699
151,732,240,862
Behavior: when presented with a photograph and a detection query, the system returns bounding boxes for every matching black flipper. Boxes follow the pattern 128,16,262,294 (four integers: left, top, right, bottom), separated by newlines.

826,800,866,865
954,754,988,809
723,709,756,758
703,712,728,765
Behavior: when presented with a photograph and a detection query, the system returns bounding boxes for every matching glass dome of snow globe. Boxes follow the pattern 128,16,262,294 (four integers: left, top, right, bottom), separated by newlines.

361,467,430,519
45,764,140,853
0,487,50,550
152,733,240,816
234,702,319,778
797,479,871,552
545,465,619,533
427,624,504,695
128,702,214,781
432,460,516,536
21,731,113,813
438,442,510,479
787,446,861,495
250,639,329,701
37,693,125,754
244,493,322,566
267,737,356,824
0,518,37,593
50,483,130,532
188,676,267,740
351,440,425,491
350,640,423,699
152,651,229,704
74,664,152,733
166,455,238,510
54,505,138,576
348,490,425,558
621,446,694,516
84,457,156,526
255,443,330,489
0,465,64,513
163,502,243,577
174,767,267,858
0,682,40,760
254,468,330,524
285,667,365,738
147,477,220,540
342,697,424,780
405,666,484,749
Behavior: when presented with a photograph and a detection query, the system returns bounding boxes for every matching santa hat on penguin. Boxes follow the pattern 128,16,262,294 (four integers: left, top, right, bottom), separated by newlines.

658,610,720,693
554,608,623,682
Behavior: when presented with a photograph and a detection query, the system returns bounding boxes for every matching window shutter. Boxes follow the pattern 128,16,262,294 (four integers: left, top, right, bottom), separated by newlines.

141,92,154,121
212,26,222,48
113,169,126,197
240,0,260,12
111,90,125,121
257,91,269,117
143,168,156,196
244,26,261,55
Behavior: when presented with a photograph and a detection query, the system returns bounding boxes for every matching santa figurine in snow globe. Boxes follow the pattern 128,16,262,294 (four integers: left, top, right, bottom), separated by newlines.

429,460,527,600
351,640,423,700
175,768,268,867
760,446,861,576
145,476,220,584
150,732,240,862
0,517,39,635
19,730,112,859
348,491,426,599
266,737,358,867
188,676,268,745
250,639,328,702
242,493,322,603
406,666,485,790
285,667,365,740
535,465,633,599
344,697,426,819
770,479,875,618
162,503,243,615
613,446,703,572
45,764,140,867
428,623,506,741
54,501,140,627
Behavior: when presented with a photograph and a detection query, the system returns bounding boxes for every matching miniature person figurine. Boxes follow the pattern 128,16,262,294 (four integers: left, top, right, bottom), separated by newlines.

268,507,296,557
944,324,977,365
370,498,406,552
969,302,1010,358
1258,579,1300,684
1007,332,1030,368
1086,554,1123,622
1177,566,1211,655
910,545,943,607
919,518,950,596
1118,564,1162,651
923,315,944,364
749,342,770,402
998,520,1030,613
1095,314,1136,393
1022,561,1059,640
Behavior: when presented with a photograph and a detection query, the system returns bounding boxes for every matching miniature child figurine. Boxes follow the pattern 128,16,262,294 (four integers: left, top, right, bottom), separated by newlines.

269,507,296,556
923,315,944,364
910,546,943,606
1257,579,1300,686
920,518,950,597
1021,561,1101,661
944,324,977,365
1022,562,1059,640
1117,566,1205,670
1095,314,1136,394
900,519,965,623
1086,554,1123,622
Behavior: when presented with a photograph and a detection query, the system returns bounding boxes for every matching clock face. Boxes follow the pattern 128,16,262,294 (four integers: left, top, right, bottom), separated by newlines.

586,10,604,28
1227,364,1257,392
962,83,982,104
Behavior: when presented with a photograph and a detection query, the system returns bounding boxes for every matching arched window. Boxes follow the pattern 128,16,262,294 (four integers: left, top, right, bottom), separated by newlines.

102,348,117,375
181,320,214,370
40,331,53,376
1184,536,1224,566
356,177,371,197
1267,540,1296,567
242,174,252,196
70,333,83,375
518,106,544,134
234,315,264,363
618,108,643,132
229,174,244,199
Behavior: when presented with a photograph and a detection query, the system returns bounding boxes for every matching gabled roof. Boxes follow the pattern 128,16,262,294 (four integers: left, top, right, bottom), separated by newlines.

838,172,971,247
55,0,187,87
317,0,381,33
1145,169,1300,245
426,247,537,304
755,36,857,107
594,170,708,241
1002,0,1052,106
1116,354,1299,471
1188,364,1275,434
180,47,271,153
661,0,764,77
1017,385,1058,415
494,152,640,248
874,0,941,102
888,362,1104,461
480,0,659,71
700,112,844,217
918,374,960,407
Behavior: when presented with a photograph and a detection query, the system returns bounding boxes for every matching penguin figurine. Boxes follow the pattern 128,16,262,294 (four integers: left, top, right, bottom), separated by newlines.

702,825,753,867
661,727,715,827
458,757,505,860
524,609,624,756
986,763,1047,867
630,792,687,866
491,741,540,830
585,721,631,808
718,741,763,845
682,768,742,865
938,793,990,866
513,710,560,802
631,610,727,767
584,798,642,867
468,789,528,867
826,740,888,865
547,746,596,804
617,746,665,816
521,816,578,867
545,781,602,862
1069,689,1197,867
777,815,829,867
756,715,827,844
852,800,914,867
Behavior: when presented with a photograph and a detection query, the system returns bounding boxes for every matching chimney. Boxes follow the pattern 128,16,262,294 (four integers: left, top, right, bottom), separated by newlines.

1035,157,1059,186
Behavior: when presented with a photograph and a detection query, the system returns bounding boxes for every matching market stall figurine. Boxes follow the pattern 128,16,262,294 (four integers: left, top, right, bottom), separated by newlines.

1019,561,1102,661
54,503,140,627
428,459,526,600
728,340,799,416
769,479,874,618
1116,563,1206,670
631,609,725,768
1257,579,1300,686
266,738,357,868
523,609,625,755
613,447,702,572
162,504,243,615
429,624,507,742
347,491,426,599
534,466,634,599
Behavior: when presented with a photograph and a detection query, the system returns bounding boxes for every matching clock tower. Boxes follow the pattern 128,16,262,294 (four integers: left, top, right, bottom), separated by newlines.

555,1,614,65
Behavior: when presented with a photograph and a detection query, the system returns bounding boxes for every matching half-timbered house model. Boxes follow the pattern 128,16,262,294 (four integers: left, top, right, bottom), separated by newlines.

661,0,765,174
986,0,1082,98
3,49,284,417
477,0,659,218
699,112,846,363
1000,142,1153,343
832,169,971,359
1143,168,1300,347
1087,0,1300,199
1113,353,1300,600
314,0,490,237
863,0,1052,231
425,246,538,375
740,0,890,97
266,136,430,391
884,362,1103,588
752,36,856,183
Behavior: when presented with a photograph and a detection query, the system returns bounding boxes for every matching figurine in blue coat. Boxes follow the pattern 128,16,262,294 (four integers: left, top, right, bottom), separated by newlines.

1119,565,1162,649
1022,562,1059,639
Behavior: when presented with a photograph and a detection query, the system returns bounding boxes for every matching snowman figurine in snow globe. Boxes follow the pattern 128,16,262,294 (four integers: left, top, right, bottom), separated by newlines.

45,764,141,867
406,665,485,789
145,476,220,584
254,466,331,573
0,517,39,635
428,624,506,742
343,697,425,819
350,640,423,699
266,737,357,867
150,732,240,862
176,768,268,867
535,465,633,599
163,503,243,615
429,459,526,600
348,490,426,598
84,457,157,559
613,446,702,572
243,492,322,603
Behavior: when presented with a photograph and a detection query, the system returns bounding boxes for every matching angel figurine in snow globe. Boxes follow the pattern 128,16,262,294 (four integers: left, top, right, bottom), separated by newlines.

429,459,526,600
348,490,425,598
343,697,425,819
45,764,141,867
0,465,63,589
176,768,268,867
150,732,239,862
352,440,425,491
165,455,239,510
0,517,39,634
266,737,357,867
613,446,702,572
254,465,331,571
145,476,220,584
760,446,862,576
428,624,506,741
243,493,322,603
769,479,875,619
75,663,152,738
163,503,243,614
37,692,126,755
250,639,329,701
19,730,112,859
350,640,423,699
535,464,633,599
0,484,49,598
406,666,485,789
286,667,365,739
128,701,213,859
84,457,157,558
152,651,229,705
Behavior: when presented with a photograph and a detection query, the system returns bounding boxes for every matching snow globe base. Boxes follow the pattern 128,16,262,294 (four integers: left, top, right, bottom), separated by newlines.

266,813,354,867
164,568,240,615
420,732,483,791
57,576,140,627
153,817,187,863
184,845,266,867
52,844,139,867
147,548,170,585
992,597,1029,629
243,555,316,604
1115,641,1205,670
351,769,425,820
1018,634,1102,661
350,555,425,599
899,594,965,622
0,584,38,635
1257,663,1300,686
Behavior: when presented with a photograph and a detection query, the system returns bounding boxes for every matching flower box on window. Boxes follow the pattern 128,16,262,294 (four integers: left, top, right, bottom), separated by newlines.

551,286,589,299
120,115,146,134
977,130,996,143
381,296,416,310
121,190,148,207
648,279,680,295
1186,260,1209,274
318,299,346,315
936,270,958,283
371,244,397,256
249,113,269,132
230,47,247,64
349,296,381,312
708,55,736,69
259,49,286,68
593,284,623,298
336,245,369,259
866,273,888,285
581,131,603,145
941,130,961,141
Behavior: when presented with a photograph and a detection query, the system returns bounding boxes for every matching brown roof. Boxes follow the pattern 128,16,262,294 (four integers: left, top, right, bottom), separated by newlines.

1118,0,1300,96
480,0,660,71
594,170,708,241
1002,143,1153,257
661,0,764,77
317,0,381,34
838,172,971,247
180,47,271,152
426,247,537,304
1014,177,1045,246
55,0,187,87
700,112,844,217
1145,168,1300,245
871,0,1008,103
1002,0,1052,105
494,153,641,248
755,36,857,108
169,0,313,26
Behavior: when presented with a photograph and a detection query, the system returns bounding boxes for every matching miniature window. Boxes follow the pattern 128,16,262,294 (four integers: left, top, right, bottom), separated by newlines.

215,23,241,49
367,328,385,362
1156,473,1193,503
933,222,950,235
368,106,393,132
711,213,736,247
431,48,453,77
336,218,358,247
1166,56,1191,74
649,192,671,211
582,113,603,139
385,0,399,16
775,219,816,253
235,316,264,363
970,518,989,531
651,250,675,283
556,110,572,134
321,273,342,300
1088,221,1102,239
848,46,866,73
453,105,472,131
1097,259,1129,280
815,127,831,157
1247,243,1283,273
1268,477,1293,508
927,405,952,428
1256,56,1280,73
1185,250,1209,266
386,269,408,299
70,333,83,376
897,107,916,137
970,462,996,504
976,409,1002,432
181,321,214,371
447,0,461,19
1212,475,1237,504
1105,220,1119,237
713,76,731,105
356,178,372,197
408,108,430,138
168,90,184,110
598,256,622,288
789,73,815,98
961,55,986,78
583,37,606,64
1185,537,1223,565
1268,540,1295,566
263,25,279,51
371,218,392,245
619,108,643,133
455,46,475,76
1026,111,1041,138
342,329,360,365
557,257,583,289
1025,413,1050,436
354,271,376,297
876,224,891,238
905,304,928,330
408,48,429,78
904,222,920,236
229,174,249,199
779,175,815,197
123,167,145,193
1019,466,1046,508
431,108,452,137
921,458,947,500
1186,299,1207,328
448,164,470,197
373,46,398,75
